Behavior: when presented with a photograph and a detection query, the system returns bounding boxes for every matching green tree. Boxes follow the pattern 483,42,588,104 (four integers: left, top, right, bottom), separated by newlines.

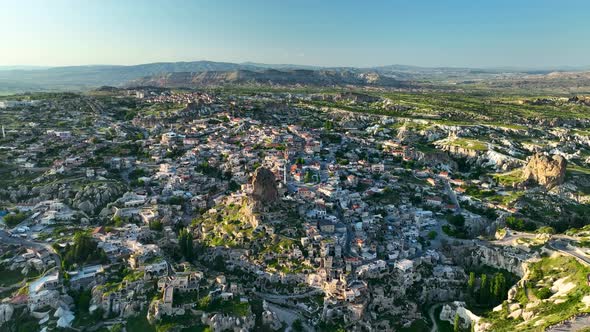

178,228,194,260
448,214,465,228
535,287,552,299
3,212,27,227
112,215,125,227
198,295,212,310
110,323,124,332
479,274,489,304
454,313,461,332
492,272,506,303
468,272,476,293
213,255,226,271
324,121,334,131
304,170,313,183
168,196,184,205
228,180,240,192
149,220,163,231
427,230,438,240
505,216,536,231
293,319,304,332
66,231,103,266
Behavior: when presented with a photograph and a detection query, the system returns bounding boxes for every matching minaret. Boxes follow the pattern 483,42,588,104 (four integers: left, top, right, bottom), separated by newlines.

1,126,5,138
283,160,288,184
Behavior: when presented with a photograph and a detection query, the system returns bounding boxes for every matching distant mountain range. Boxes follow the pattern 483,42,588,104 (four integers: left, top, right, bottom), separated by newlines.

0,60,589,94
127,69,408,88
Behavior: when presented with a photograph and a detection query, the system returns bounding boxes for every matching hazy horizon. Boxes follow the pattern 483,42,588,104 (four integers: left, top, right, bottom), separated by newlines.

1,0,589,69
0,60,588,72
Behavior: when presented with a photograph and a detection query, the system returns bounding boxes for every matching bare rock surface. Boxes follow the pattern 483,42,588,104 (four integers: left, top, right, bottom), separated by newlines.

251,167,278,205
522,153,566,189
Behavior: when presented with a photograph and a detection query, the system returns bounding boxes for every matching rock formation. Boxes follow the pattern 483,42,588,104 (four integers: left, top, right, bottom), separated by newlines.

451,244,534,277
440,301,489,332
396,124,419,142
73,182,126,215
522,154,567,189
251,167,278,205
0,304,14,327
404,149,458,170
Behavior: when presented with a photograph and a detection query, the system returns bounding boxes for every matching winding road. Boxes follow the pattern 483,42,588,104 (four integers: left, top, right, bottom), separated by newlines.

427,303,444,332
548,239,590,267
0,230,61,269
265,302,315,332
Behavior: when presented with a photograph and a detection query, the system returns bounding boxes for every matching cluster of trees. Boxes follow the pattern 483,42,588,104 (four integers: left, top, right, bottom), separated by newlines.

2,211,27,227
443,214,468,239
149,220,163,231
304,170,318,183
505,216,536,232
320,132,342,144
128,168,147,181
164,148,184,159
467,271,508,306
61,232,107,269
112,215,129,227
324,120,334,130
168,196,185,205
463,202,498,220
453,313,461,332
195,161,230,180
178,228,194,261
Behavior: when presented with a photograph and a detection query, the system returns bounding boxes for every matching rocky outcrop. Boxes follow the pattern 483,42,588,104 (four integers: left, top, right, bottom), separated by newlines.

396,125,420,142
0,304,14,327
251,167,278,205
73,182,125,215
405,149,458,170
522,154,566,189
440,301,489,332
483,150,524,171
451,244,534,277
201,312,255,332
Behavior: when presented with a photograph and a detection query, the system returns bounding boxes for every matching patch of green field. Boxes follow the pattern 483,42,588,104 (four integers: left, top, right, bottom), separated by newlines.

0,267,27,287
448,138,488,151
494,169,524,186
568,164,590,175
126,311,156,332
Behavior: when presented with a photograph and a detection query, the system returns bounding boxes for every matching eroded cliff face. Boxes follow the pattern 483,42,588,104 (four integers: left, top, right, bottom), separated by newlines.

73,182,126,215
451,244,534,277
440,301,490,332
522,153,566,190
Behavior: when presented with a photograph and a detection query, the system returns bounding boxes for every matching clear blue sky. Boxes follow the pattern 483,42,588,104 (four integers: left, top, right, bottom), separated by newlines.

1,0,588,68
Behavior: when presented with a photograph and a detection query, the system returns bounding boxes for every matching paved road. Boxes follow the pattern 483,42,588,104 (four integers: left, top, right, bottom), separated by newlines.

548,239,590,267
490,230,538,246
545,314,590,332
265,302,314,332
427,303,444,332
0,230,61,269
253,289,323,302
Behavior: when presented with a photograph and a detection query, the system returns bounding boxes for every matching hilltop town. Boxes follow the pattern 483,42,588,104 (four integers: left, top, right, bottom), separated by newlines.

1,86,590,332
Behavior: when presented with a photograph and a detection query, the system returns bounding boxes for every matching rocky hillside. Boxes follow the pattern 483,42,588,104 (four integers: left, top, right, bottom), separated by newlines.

128,69,408,88
522,154,567,190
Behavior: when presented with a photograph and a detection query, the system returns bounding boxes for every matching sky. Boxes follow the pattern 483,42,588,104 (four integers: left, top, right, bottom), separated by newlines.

1,0,589,68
